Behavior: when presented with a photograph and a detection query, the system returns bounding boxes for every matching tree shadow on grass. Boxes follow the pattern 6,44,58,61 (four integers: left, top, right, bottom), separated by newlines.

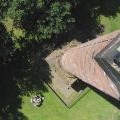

0,24,51,120
50,0,120,48
0,68,28,120
72,0,120,38
86,84,120,110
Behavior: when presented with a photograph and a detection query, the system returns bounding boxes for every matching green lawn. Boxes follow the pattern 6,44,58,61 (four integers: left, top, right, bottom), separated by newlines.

20,86,120,120
101,13,120,34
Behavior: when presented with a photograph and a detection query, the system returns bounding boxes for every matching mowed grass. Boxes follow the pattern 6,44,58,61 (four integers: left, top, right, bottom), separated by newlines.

20,86,120,120
101,13,120,34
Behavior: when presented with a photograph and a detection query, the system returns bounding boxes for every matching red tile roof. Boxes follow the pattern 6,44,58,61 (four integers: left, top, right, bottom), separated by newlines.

61,30,120,100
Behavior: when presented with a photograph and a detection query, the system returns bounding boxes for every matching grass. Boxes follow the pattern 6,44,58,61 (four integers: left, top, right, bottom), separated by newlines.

20,86,120,120
101,13,120,34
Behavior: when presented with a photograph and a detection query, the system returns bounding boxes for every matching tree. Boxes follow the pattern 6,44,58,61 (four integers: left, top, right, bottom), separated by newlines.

0,0,12,20
0,23,13,63
0,0,14,63
8,0,75,41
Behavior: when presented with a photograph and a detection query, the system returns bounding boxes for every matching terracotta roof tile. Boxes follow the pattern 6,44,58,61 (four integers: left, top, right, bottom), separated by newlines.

61,30,120,100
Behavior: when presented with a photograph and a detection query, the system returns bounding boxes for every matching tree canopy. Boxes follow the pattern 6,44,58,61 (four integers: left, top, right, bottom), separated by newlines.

7,0,75,41
0,0,12,20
